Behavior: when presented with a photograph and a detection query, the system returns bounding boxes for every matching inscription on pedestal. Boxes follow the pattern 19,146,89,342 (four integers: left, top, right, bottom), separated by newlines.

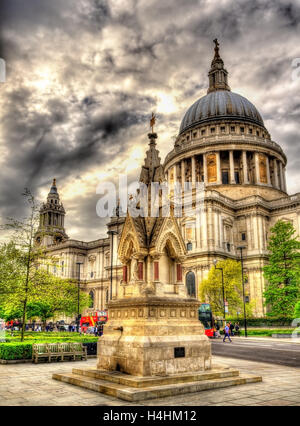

174,347,185,358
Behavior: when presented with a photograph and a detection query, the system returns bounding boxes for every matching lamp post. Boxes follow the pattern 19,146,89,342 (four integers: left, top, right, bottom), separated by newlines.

237,246,247,338
213,259,226,321
76,262,82,333
107,230,118,301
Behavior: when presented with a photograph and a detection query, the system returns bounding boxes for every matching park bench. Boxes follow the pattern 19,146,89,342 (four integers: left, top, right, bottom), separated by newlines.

32,343,50,363
72,342,87,361
32,343,88,363
60,342,75,361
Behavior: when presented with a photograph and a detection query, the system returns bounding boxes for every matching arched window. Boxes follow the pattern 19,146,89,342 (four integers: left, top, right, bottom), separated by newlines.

187,242,193,251
89,291,94,309
186,271,196,298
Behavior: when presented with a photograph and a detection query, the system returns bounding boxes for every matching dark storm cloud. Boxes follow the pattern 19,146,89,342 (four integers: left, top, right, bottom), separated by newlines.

1,0,300,240
0,87,150,220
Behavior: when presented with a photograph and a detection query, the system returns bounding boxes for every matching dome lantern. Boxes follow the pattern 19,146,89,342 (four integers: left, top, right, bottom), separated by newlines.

207,39,231,94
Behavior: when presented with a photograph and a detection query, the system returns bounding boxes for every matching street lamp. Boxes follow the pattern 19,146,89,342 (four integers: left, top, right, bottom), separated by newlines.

237,246,248,338
107,230,118,301
76,262,82,333
213,259,226,321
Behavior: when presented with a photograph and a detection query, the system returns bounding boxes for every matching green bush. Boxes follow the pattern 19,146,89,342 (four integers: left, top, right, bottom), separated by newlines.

4,332,97,343
226,316,294,327
0,343,32,360
239,329,294,337
0,337,98,360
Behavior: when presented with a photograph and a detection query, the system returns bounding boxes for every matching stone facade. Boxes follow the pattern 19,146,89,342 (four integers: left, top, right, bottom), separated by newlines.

37,42,300,318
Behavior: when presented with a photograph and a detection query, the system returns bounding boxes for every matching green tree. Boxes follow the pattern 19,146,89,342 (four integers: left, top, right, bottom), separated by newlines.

200,259,252,317
0,189,44,340
0,190,90,339
294,301,300,319
0,263,90,332
27,271,90,329
263,220,300,317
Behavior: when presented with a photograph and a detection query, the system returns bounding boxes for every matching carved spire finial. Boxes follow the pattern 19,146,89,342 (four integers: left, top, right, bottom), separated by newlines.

150,112,156,134
213,38,220,58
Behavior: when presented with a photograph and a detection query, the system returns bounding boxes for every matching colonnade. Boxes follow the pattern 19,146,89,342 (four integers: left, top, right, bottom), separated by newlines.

167,150,287,192
40,211,65,227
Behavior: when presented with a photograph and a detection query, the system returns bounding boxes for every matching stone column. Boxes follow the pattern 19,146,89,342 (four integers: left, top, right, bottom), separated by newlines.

203,153,208,186
196,211,201,249
266,156,271,186
255,152,260,184
283,167,287,192
253,215,259,251
201,207,208,250
216,151,221,184
214,210,220,248
219,214,223,250
181,159,185,190
258,216,265,251
279,162,284,191
242,151,249,184
207,205,214,249
229,150,235,184
246,215,252,250
191,156,196,187
273,159,279,189
173,165,177,185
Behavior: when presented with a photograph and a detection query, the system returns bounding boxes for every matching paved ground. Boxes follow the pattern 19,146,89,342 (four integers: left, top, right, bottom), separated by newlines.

212,337,300,367
0,356,300,406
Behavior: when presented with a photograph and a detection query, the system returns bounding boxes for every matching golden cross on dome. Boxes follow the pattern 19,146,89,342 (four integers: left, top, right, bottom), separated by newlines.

150,112,156,133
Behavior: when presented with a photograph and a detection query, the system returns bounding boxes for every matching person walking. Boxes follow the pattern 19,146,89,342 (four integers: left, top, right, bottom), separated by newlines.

215,323,221,338
229,322,234,336
234,322,240,336
223,323,232,343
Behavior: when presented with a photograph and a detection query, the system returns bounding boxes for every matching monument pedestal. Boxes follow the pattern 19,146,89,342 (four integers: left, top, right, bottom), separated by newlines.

97,297,211,376
53,296,262,400
53,366,262,402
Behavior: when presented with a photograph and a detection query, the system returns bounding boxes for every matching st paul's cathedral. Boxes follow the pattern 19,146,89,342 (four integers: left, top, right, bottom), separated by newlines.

35,41,300,317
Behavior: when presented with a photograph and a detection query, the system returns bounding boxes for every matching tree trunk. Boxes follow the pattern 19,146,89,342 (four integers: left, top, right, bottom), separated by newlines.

21,293,28,342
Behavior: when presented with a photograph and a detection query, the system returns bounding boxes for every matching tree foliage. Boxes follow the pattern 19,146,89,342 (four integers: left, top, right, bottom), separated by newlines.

294,301,300,319
263,220,300,317
0,189,90,338
199,259,253,317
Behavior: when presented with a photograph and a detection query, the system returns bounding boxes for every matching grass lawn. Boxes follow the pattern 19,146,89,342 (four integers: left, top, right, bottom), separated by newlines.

3,331,97,343
238,328,295,337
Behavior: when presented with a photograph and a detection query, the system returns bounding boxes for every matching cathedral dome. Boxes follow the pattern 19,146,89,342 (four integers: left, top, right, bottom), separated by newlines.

180,90,264,134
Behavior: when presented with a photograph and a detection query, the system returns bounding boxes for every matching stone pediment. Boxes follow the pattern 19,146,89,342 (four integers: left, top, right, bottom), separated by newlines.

118,213,148,262
149,212,186,260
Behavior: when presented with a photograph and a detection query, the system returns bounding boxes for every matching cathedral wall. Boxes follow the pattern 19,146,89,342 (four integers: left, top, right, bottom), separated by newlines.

209,185,286,201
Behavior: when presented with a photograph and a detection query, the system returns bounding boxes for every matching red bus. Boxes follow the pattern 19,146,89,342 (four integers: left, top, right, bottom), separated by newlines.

80,311,108,333
198,303,214,338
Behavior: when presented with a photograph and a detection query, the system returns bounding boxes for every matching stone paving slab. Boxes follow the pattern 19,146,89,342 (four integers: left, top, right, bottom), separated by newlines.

0,356,299,406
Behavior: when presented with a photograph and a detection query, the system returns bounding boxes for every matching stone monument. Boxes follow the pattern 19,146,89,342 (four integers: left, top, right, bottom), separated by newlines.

53,130,262,401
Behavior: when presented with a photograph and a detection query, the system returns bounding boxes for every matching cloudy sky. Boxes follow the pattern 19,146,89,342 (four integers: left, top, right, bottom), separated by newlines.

0,0,300,241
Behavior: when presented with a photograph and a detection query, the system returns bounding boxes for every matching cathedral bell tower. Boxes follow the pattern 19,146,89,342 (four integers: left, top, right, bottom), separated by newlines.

35,179,68,247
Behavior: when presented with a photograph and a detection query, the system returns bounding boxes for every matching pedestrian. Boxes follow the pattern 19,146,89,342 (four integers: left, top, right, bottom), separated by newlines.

235,322,240,336
229,322,234,336
223,323,232,343
215,323,221,338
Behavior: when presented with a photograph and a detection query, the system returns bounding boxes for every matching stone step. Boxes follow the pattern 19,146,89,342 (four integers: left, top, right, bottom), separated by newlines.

71,367,240,388
52,371,262,402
